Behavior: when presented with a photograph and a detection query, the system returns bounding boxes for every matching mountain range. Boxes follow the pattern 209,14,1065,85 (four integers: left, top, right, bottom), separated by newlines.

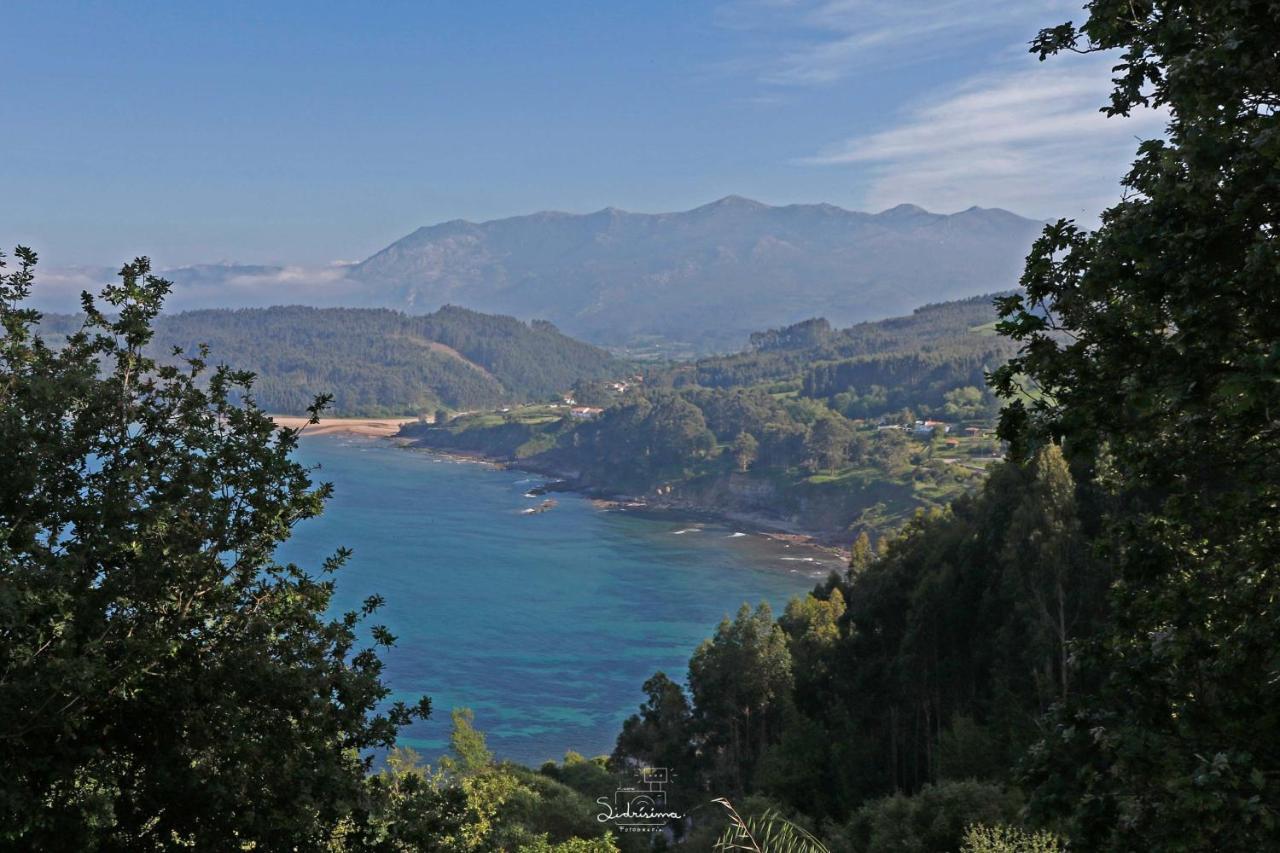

32,197,1044,352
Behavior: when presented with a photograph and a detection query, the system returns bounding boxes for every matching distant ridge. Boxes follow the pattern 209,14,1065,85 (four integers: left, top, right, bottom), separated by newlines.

347,197,1043,351
34,304,624,416
31,197,1044,353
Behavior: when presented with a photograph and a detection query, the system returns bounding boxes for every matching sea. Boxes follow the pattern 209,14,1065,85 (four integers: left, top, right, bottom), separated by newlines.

277,433,841,766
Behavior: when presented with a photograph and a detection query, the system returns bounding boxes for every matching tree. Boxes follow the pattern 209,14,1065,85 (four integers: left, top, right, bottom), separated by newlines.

611,672,697,788
363,711,519,852
998,446,1091,704
872,428,912,477
844,781,1022,853
848,532,874,573
496,760,621,853
779,590,846,688
645,394,715,467
445,708,493,774
990,2,1280,847
942,386,987,421
960,824,1062,853
803,416,854,473
516,835,620,853
749,317,833,353
0,252,429,848
570,379,612,408
732,431,760,472
688,604,793,794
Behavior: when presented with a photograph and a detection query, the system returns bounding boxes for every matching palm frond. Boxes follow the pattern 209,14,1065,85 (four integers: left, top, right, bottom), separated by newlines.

711,799,829,853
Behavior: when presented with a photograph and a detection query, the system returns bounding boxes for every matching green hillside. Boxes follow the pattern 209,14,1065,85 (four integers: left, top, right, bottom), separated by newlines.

406,293,1012,542
37,304,626,416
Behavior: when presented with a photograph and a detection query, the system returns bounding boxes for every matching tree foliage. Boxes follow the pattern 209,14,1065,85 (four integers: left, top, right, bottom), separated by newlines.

0,251,428,848
609,2,1280,844
611,672,696,786
609,458,1101,831
688,604,793,795
840,781,1023,853
959,823,1062,853
990,0,1280,847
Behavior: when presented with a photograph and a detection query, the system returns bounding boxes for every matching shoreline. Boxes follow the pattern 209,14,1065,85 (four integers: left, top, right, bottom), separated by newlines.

270,415,420,438
587,497,851,564
394,436,852,565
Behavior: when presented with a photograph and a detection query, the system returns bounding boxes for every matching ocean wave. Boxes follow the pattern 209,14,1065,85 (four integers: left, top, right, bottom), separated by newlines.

727,532,747,538
672,528,701,535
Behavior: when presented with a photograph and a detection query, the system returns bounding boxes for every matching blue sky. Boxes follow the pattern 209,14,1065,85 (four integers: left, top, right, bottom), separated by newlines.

2,1,1163,267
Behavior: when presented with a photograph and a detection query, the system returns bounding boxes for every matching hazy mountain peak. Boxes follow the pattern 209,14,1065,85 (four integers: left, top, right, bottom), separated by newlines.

406,218,477,238
877,203,930,217
951,204,1041,223
697,194,769,211
40,199,1043,352
349,197,1043,352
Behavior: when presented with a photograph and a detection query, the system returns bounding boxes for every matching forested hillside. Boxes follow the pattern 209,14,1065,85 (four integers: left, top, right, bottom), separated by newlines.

5,0,1276,848
36,305,625,416
668,295,1017,418
606,2,1280,851
405,294,1011,541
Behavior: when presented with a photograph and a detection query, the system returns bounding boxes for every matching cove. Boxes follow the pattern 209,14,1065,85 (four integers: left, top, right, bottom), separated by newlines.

277,433,838,765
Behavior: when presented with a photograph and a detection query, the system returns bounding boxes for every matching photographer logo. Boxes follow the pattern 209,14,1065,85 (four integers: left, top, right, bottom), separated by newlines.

596,766,683,832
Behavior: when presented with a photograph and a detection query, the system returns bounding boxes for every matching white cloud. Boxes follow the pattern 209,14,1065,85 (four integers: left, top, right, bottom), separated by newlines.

31,262,360,312
799,59,1168,218
218,264,353,292
28,266,116,310
721,0,1078,85
717,1,1164,218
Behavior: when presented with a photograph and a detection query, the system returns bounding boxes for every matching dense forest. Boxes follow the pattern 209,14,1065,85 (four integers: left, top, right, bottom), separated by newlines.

2,0,1277,850
405,295,1008,542
676,296,1014,397
604,2,1280,850
36,304,626,416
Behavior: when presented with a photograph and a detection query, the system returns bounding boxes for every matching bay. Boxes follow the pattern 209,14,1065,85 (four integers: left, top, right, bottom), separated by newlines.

278,434,838,766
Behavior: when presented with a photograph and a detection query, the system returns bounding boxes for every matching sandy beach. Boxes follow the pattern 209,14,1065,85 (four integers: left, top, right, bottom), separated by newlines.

270,415,419,437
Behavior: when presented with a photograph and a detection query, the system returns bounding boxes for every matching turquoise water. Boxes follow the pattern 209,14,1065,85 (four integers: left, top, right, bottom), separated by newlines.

278,434,837,766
